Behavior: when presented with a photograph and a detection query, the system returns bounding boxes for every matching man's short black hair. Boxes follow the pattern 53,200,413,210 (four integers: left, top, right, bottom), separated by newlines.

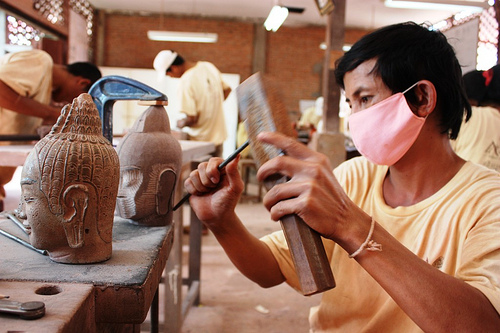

167,54,185,73
334,21,471,140
486,65,500,103
463,69,487,105
464,64,500,106
66,62,102,91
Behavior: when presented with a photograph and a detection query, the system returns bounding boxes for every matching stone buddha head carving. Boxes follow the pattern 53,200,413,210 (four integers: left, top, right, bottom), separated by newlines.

116,105,182,227
19,93,120,264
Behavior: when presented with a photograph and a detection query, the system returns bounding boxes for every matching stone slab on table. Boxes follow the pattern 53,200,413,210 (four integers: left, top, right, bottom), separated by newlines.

0,281,95,333
0,215,173,324
0,140,214,167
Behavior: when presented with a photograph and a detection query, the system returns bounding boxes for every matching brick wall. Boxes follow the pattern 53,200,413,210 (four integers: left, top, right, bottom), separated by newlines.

96,11,370,113
266,25,326,111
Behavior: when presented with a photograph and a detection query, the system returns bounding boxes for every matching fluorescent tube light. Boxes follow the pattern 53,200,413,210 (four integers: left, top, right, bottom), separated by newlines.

264,5,289,32
319,42,352,51
384,0,489,12
147,31,218,43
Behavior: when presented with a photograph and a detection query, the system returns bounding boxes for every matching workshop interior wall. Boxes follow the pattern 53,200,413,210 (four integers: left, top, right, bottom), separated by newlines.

97,12,369,117
100,66,240,158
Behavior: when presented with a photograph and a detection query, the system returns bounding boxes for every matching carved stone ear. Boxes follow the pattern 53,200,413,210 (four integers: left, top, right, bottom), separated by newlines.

156,169,176,215
62,184,89,248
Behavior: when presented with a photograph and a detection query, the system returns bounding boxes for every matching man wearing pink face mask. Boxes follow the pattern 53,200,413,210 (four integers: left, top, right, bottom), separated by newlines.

182,22,500,332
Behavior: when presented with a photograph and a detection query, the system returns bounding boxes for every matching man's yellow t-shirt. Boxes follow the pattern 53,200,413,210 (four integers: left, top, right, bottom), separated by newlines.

451,105,500,172
262,157,500,332
0,49,53,136
178,61,228,146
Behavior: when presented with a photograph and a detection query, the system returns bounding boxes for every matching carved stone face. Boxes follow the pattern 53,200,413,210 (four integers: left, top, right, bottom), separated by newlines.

19,152,66,251
17,93,120,264
117,166,144,218
116,105,182,226
116,163,176,221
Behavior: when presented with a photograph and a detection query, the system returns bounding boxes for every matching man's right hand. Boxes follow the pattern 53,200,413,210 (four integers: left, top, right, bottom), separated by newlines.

176,115,198,129
184,156,243,225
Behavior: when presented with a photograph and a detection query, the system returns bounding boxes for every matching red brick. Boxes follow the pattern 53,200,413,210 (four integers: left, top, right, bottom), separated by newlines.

97,12,370,114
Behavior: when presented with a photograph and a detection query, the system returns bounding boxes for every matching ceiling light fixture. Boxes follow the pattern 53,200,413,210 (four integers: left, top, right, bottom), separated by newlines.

147,31,218,43
319,42,352,51
264,5,289,32
384,0,489,12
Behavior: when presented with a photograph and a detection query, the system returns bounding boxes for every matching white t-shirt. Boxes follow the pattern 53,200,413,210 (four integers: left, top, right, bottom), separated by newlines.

178,61,229,146
0,50,53,135
451,105,500,172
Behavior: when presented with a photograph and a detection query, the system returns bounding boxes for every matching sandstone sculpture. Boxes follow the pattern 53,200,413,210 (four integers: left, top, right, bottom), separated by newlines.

116,105,182,227
19,93,120,264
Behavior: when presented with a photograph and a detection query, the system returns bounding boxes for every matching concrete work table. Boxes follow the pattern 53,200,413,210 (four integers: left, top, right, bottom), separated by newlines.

0,281,96,332
0,139,213,167
0,139,215,332
0,215,174,331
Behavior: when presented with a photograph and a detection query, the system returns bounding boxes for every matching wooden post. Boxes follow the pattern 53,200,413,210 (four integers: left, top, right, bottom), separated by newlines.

95,10,106,67
310,0,347,169
322,0,345,133
252,23,267,73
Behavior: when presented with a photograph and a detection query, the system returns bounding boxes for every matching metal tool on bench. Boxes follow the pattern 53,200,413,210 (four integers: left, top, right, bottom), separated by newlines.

6,211,30,235
0,212,47,255
0,298,45,320
0,228,47,255
88,75,168,143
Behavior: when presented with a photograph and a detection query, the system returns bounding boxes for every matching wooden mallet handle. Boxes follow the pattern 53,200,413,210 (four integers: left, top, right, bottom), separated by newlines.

265,175,335,295
236,72,335,295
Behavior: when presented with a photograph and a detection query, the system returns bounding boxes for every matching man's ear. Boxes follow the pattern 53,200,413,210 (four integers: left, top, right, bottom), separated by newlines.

414,80,437,117
77,77,92,91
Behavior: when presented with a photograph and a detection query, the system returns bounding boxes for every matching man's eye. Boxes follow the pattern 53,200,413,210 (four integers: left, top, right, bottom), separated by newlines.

23,196,35,203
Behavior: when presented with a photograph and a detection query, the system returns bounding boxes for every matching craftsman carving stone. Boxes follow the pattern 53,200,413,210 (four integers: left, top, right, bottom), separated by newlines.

18,93,120,264
116,105,182,227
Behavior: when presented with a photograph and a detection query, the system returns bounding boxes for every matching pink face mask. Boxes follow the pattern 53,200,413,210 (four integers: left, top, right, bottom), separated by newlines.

348,82,426,166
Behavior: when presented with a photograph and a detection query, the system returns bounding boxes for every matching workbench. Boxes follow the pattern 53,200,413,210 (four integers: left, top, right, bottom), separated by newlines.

0,140,214,168
0,139,215,332
0,216,173,332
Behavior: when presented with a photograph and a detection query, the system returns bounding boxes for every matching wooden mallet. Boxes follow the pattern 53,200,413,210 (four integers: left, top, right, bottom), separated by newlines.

236,72,335,295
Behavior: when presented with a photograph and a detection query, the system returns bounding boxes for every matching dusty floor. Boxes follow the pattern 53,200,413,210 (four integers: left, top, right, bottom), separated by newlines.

177,197,322,333
3,168,321,333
